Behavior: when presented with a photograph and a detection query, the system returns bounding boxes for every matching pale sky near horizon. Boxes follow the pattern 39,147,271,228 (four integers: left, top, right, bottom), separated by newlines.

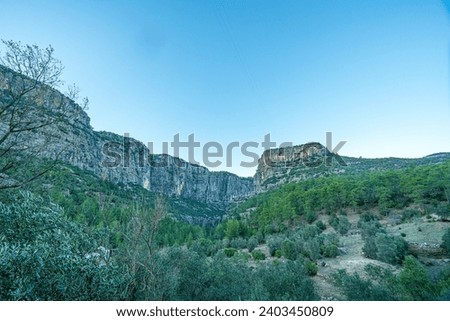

1,0,449,177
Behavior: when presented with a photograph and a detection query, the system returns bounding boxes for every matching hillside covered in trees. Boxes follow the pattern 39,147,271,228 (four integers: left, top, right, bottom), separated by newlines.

1,158,449,300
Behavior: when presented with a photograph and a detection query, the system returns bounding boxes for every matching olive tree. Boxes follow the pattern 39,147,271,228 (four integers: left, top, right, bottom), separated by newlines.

0,192,125,300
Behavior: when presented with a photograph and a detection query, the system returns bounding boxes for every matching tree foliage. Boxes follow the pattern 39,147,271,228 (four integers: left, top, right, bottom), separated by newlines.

0,40,86,189
0,192,125,300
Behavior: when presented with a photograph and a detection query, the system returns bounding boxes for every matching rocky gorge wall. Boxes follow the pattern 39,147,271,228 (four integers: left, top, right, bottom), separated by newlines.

0,65,253,209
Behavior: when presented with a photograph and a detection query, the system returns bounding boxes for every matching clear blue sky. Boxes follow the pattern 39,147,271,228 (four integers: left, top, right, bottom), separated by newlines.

1,0,449,176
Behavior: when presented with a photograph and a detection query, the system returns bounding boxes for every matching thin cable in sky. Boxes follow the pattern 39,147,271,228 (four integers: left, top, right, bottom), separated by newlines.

213,1,259,94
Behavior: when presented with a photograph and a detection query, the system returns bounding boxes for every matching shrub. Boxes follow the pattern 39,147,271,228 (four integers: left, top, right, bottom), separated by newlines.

323,243,339,258
223,248,237,257
337,216,351,235
360,220,385,239
255,260,319,300
302,238,321,260
332,269,398,301
203,252,252,300
435,203,450,219
375,234,408,265
280,240,298,260
252,250,266,261
328,214,339,230
362,233,408,264
304,259,318,276
247,236,258,252
329,215,351,235
399,256,438,300
302,225,319,240
306,211,317,224
230,237,247,249
357,211,378,228
362,236,378,259
401,209,420,222
266,235,283,256
315,220,326,231
191,239,214,257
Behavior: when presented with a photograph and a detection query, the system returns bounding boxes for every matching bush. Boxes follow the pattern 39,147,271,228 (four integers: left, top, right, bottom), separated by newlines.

362,236,378,259
329,215,351,235
323,244,339,258
399,256,438,300
401,208,420,222
306,211,317,224
315,220,326,231
160,247,208,300
362,232,408,264
255,260,319,300
302,238,321,260
190,238,216,257
375,234,408,265
360,220,385,239
337,216,351,235
302,225,319,240
247,236,258,252
280,240,298,260
266,235,283,256
328,214,339,230
304,259,318,276
435,203,450,219
223,248,237,257
357,211,378,228
230,237,247,249
252,250,266,261
332,269,398,301
401,209,420,222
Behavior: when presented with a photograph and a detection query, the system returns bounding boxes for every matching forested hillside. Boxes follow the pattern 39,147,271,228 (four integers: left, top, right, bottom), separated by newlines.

1,158,449,300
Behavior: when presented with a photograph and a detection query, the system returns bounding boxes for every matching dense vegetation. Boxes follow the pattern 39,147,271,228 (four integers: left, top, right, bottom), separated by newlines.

230,160,450,234
1,159,449,300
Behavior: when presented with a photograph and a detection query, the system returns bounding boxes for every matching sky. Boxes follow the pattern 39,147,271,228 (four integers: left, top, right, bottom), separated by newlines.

0,0,449,177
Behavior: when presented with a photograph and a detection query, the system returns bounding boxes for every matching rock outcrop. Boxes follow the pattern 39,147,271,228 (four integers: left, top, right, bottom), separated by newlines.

254,142,332,192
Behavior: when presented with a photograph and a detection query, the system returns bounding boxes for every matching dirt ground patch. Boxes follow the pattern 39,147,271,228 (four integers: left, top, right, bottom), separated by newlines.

312,212,450,300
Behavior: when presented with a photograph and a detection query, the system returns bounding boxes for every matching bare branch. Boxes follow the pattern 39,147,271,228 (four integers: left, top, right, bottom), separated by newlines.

0,40,87,189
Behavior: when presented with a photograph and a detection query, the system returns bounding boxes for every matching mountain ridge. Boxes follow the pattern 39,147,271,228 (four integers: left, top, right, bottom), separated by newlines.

2,63,450,217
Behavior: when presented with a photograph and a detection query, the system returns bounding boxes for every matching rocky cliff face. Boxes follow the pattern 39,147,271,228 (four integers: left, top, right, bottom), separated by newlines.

253,142,450,193
0,65,253,209
254,142,333,192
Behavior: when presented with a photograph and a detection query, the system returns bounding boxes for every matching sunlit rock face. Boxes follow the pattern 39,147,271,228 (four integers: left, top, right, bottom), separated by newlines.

254,142,329,192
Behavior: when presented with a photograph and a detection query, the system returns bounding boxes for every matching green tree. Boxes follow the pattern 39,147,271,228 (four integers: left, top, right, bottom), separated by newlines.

225,219,240,239
375,234,408,265
399,256,437,300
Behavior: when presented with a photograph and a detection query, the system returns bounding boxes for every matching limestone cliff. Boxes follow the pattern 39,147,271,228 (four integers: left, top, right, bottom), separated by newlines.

254,142,332,192
0,65,253,209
